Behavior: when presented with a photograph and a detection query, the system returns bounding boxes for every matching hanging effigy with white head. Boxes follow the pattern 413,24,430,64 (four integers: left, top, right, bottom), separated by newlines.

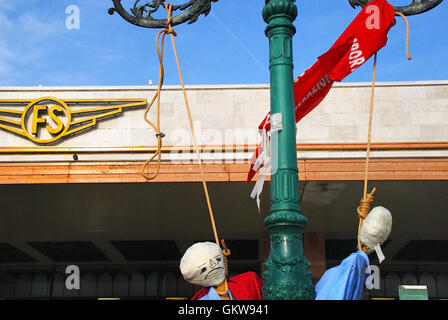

180,241,263,300
360,206,393,262
180,242,226,287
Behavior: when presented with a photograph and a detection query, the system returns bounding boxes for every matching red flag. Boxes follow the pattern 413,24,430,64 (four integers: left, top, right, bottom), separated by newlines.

247,0,395,184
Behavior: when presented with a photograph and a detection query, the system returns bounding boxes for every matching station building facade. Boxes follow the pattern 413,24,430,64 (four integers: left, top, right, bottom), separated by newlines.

0,81,447,299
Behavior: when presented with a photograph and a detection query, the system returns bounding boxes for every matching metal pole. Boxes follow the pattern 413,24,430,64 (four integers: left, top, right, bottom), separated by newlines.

261,0,314,300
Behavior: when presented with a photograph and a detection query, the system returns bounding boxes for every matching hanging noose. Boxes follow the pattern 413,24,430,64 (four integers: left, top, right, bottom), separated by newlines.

356,12,412,251
141,3,230,259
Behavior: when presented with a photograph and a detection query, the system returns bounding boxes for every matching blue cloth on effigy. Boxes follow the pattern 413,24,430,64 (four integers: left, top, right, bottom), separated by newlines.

315,250,370,300
198,286,235,300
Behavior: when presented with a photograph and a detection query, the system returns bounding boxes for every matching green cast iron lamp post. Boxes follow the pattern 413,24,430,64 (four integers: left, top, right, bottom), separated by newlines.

260,0,314,300
109,0,444,300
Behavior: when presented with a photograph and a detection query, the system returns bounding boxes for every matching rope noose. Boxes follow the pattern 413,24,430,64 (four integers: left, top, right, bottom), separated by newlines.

357,52,377,252
141,3,230,261
356,12,412,251
141,4,176,180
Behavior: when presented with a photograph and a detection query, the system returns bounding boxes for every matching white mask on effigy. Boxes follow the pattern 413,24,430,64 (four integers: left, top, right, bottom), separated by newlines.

360,206,392,262
180,242,226,287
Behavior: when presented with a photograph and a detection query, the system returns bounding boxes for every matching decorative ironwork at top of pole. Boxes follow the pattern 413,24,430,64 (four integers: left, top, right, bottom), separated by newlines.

108,0,219,28
349,0,444,15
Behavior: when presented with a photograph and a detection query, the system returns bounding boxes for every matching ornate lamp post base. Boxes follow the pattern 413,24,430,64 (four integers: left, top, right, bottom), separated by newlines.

263,211,315,300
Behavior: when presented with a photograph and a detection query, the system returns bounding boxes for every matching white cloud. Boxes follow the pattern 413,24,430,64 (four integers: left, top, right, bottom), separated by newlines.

0,5,62,83
0,0,13,11
0,11,13,29
16,12,59,39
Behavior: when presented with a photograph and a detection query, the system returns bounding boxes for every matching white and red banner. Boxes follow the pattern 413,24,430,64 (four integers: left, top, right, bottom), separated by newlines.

247,0,396,188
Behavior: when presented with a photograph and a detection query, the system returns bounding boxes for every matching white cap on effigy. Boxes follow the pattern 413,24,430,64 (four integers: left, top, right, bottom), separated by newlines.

360,206,392,263
180,242,226,287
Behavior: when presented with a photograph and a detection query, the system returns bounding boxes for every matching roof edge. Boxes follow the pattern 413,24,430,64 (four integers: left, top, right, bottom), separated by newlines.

0,80,447,92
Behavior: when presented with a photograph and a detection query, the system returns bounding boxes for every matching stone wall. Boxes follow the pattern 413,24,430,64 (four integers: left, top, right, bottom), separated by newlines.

0,81,446,162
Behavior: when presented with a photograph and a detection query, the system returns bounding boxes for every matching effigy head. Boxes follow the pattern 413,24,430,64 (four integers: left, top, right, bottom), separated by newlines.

360,206,392,254
180,241,226,287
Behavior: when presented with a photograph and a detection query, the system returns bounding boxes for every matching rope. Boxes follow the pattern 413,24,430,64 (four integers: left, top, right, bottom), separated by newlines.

215,279,230,299
141,4,227,255
141,5,177,180
356,13,413,251
221,239,231,277
395,12,412,61
356,53,378,251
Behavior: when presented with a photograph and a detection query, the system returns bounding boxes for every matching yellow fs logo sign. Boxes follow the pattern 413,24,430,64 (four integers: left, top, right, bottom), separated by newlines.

0,97,147,144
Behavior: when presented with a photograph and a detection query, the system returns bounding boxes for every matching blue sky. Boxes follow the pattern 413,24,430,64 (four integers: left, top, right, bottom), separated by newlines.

0,0,446,86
